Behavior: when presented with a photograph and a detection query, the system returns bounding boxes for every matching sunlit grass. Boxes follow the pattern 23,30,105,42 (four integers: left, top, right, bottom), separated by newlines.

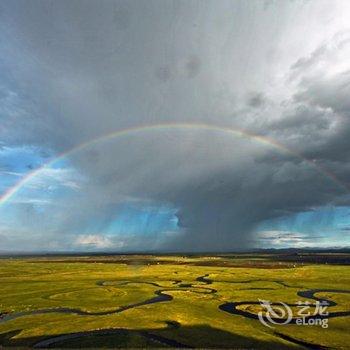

0,257,349,348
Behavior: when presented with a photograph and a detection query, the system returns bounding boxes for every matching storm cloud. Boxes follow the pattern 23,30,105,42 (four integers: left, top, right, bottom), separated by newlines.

0,0,350,252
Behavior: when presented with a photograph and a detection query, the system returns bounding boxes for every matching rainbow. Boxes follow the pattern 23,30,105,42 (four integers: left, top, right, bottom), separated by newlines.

0,122,348,207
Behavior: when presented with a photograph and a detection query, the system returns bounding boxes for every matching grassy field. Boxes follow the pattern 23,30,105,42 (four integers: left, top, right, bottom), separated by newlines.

0,254,349,349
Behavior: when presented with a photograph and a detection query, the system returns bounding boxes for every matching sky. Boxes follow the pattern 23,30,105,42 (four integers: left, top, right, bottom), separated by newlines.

0,0,350,252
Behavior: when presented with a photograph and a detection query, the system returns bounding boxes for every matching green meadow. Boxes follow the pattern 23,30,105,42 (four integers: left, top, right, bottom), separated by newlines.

0,254,349,349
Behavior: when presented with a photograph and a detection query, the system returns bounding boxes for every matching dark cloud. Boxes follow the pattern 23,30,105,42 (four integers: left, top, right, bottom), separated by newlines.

246,92,266,108
155,65,172,83
185,56,201,79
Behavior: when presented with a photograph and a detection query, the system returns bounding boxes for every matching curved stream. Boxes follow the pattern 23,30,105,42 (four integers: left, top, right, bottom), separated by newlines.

1,275,349,348
0,276,215,323
33,326,191,349
219,288,350,323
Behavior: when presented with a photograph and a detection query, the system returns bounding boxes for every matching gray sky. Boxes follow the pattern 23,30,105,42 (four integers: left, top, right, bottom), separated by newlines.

1,0,350,252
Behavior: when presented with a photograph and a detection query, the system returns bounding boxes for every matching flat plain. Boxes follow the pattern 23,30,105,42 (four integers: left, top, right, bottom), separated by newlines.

0,253,349,349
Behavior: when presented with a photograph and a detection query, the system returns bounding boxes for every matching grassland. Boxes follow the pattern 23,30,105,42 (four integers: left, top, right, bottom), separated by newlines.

0,253,349,349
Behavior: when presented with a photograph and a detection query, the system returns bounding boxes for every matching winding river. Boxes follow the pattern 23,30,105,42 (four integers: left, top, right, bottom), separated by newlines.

1,274,349,348
0,276,215,323
219,288,350,323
